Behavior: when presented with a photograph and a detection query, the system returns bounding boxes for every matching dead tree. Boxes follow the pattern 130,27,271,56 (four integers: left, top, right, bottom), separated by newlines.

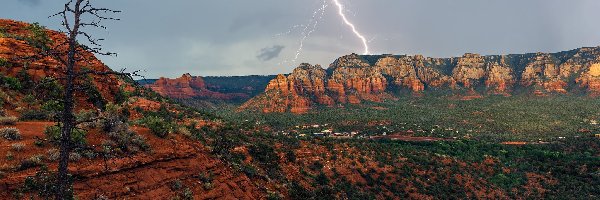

44,0,130,198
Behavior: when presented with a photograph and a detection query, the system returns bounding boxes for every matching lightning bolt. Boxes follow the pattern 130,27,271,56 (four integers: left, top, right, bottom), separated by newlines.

278,0,328,66
277,0,372,66
332,0,370,55
292,1,328,63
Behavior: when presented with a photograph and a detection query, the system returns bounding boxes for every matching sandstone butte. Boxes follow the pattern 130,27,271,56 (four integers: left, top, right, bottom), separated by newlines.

241,49,600,114
147,73,249,100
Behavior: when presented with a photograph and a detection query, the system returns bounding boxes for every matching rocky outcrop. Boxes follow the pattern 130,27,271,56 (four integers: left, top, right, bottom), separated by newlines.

242,47,600,113
484,58,514,95
327,54,389,103
240,64,330,114
148,73,248,100
452,53,487,89
0,19,122,104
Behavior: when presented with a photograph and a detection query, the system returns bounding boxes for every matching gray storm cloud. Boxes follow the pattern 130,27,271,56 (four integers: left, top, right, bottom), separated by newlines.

257,45,285,61
1,0,600,77
18,0,40,6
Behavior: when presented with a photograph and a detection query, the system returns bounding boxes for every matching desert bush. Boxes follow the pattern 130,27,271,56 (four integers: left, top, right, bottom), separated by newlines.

0,76,22,90
0,91,9,106
143,116,172,138
0,116,18,125
25,23,51,50
285,150,296,162
68,152,81,162
36,77,63,99
33,137,45,147
6,152,14,161
47,149,60,161
16,68,34,91
239,164,258,178
170,179,183,190
40,100,63,120
0,127,21,140
11,143,25,152
97,105,149,153
288,181,314,199
0,58,9,67
18,154,44,171
249,142,278,166
81,150,97,159
106,124,149,153
176,127,192,138
22,166,72,199
100,140,118,155
76,110,98,129
19,109,49,121
44,125,87,147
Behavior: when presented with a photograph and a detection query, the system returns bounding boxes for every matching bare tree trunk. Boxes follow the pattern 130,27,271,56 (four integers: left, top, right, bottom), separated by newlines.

56,1,83,199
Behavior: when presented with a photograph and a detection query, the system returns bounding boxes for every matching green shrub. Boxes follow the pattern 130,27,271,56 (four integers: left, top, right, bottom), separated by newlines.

0,127,21,140
25,23,51,51
1,76,22,90
22,166,72,199
240,164,258,178
44,125,87,147
99,104,149,153
0,58,9,67
144,116,172,138
285,150,296,162
82,77,106,109
106,124,149,153
75,110,97,129
176,127,192,137
36,77,63,101
5,152,14,161
0,116,18,125
288,181,314,199
41,100,63,119
182,188,194,199
19,109,49,121
249,142,278,167
315,172,330,185
17,69,34,91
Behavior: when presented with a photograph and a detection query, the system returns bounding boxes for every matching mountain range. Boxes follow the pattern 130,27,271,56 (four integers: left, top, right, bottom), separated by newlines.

149,48,600,113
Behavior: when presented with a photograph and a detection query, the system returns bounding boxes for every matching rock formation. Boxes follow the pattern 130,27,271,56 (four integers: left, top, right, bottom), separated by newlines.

148,73,248,100
240,63,330,114
0,19,122,103
242,47,600,113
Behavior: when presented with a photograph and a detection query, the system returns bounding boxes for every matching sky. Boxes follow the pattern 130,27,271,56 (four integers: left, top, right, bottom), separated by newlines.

1,0,600,78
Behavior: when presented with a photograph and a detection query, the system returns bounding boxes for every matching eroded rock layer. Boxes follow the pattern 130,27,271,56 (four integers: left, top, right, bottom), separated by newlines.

243,48,600,113
148,73,249,100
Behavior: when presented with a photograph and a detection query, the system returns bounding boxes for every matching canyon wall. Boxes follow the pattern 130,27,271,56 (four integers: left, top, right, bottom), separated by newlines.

147,73,249,100
242,47,600,113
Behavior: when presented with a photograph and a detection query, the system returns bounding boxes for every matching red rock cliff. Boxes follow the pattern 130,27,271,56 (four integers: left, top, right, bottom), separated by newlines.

148,73,248,100
242,47,600,113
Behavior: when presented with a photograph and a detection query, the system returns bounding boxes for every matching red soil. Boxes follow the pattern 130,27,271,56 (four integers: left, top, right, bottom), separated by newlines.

0,122,264,199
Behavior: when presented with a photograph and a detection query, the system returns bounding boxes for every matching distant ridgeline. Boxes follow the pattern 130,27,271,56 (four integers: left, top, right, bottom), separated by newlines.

140,74,276,102
241,47,600,113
